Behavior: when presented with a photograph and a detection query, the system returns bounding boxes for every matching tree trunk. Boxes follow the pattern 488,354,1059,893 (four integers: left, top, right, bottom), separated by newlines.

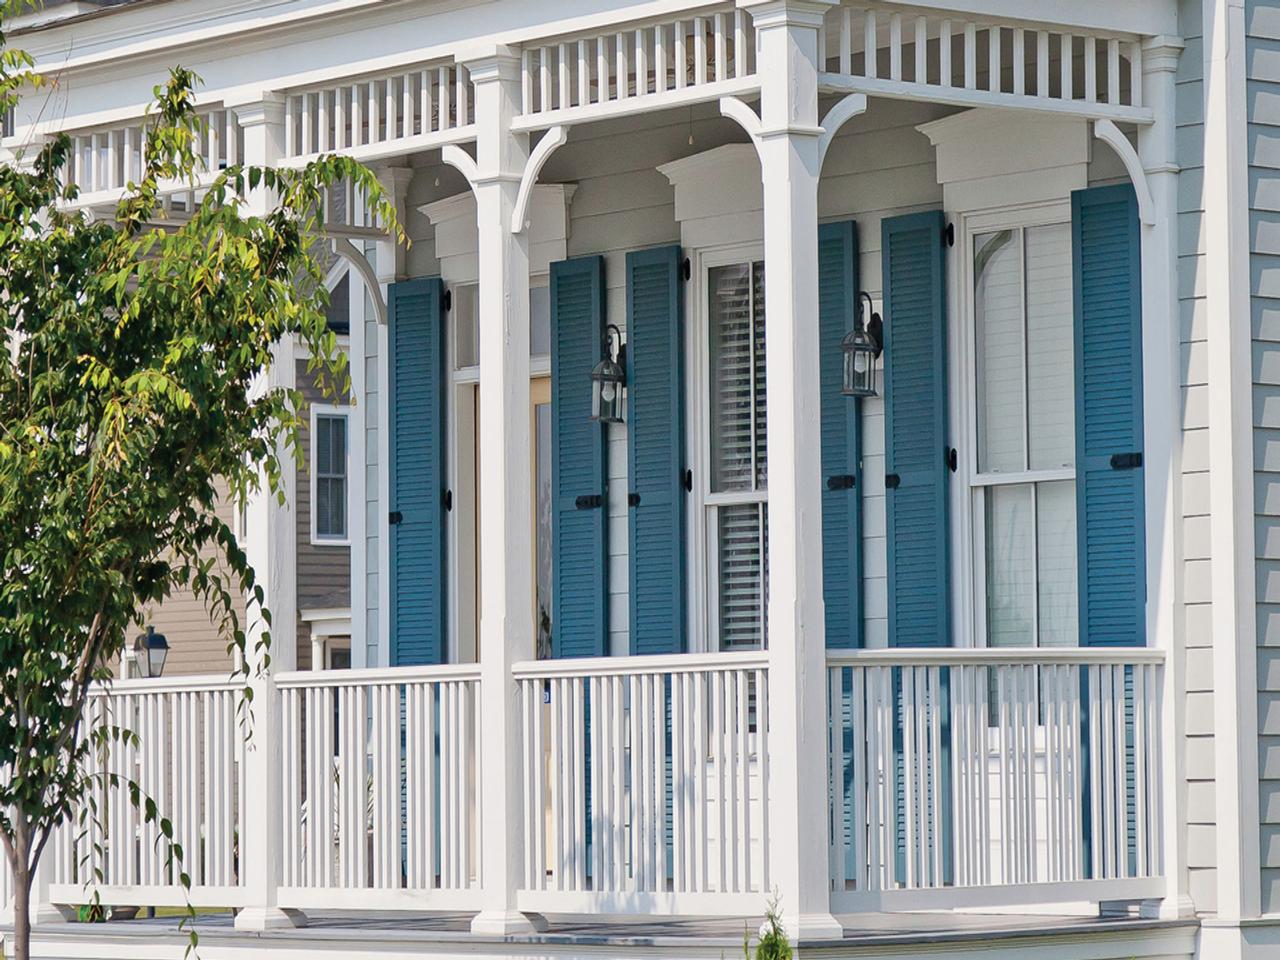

9,819,31,960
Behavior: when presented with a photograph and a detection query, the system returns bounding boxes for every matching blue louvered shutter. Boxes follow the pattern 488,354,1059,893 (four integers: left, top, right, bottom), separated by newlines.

388,277,447,666
819,221,863,649
1072,185,1145,646
627,246,687,656
551,256,610,658
882,210,951,648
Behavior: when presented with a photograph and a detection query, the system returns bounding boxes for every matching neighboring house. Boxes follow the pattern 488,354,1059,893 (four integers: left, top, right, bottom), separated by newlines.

2,1,1277,960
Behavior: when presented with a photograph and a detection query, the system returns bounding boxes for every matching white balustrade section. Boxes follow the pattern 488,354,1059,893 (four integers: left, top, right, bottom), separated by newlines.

282,63,475,164
48,675,246,909
514,652,770,915
61,107,244,202
275,665,482,911
515,7,757,129
819,4,1151,123
827,648,1165,911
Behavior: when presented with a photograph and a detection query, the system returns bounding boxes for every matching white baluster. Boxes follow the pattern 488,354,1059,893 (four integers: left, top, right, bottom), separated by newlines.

674,21,688,89
915,16,927,84
1084,35,1098,102
839,7,852,75
693,17,707,86
1013,29,1025,95
963,22,976,89
889,13,902,81
988,26,1001,93
865,10,878,79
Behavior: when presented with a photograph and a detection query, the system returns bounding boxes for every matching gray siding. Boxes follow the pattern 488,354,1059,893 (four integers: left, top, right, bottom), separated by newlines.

295,360,352,670
1251,0,1280,915
1180,0,1217,915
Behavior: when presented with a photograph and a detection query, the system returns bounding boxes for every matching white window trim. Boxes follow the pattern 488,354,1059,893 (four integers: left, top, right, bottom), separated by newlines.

310,403,351,547
951,199,1073,650
687,240,767,655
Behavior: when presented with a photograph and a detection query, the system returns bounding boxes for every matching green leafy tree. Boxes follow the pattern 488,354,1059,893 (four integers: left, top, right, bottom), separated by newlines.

0,11,400,958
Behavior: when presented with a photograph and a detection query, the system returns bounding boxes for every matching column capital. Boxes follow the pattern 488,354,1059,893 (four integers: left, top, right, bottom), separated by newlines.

737,0,835,30
455,43,522,82
233,94,287,130
1141,35,1186,74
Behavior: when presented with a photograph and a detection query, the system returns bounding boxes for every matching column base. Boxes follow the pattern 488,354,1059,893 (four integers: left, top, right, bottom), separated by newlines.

1140,894,1197,919
470,910,549,935
31,902,76,924
233,906,308,931
783,912,845,944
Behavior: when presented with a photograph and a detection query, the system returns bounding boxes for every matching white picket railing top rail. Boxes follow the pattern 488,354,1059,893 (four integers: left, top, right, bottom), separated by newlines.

827,646,1166,667
512,4,759,132
85,671,244,696
513,649,769,679
276,662,481,688
819,2,1155,124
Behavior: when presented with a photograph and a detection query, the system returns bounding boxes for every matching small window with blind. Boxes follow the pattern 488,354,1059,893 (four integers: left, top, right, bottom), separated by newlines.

312,409,349,544
969,218,1077,648
705,260,768,651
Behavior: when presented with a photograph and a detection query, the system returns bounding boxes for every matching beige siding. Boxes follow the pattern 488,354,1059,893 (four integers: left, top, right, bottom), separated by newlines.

127,481,246,678
295,359,353,670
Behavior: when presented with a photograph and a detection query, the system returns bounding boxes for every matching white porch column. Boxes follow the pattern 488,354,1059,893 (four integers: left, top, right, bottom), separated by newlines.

232,95,304,931
1134,37,1199,922
367,165,412,669
453,48,544,935
740,0,842,940
1202,0,1264,936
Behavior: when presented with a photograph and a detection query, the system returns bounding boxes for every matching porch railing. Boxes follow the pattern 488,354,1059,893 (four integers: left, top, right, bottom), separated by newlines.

48,675,248,909
513,651,770,916
275,664,482,911
826,647,1165,911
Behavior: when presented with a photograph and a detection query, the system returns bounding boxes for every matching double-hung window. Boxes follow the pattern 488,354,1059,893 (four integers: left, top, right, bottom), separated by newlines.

969,217,1077,648
312,409,349,543
705,259,768,650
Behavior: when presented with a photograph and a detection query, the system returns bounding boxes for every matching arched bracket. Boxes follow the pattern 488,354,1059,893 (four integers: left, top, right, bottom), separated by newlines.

441,143,480,189
332,237,386,326
818,94,868,170
512,125,567,234
1094,119,1156,226
720,96,764,155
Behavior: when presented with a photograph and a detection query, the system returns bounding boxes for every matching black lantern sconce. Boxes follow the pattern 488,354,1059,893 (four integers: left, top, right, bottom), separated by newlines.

134,625,170,679
590,324,627,424
842,291,884,398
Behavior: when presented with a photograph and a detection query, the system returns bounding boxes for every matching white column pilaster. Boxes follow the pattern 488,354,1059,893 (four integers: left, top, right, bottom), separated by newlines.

1203,0,1263,930
370,166,412,670
739,0,842,940
1134,36,1197,922
455,48,544,936
232,95,304,931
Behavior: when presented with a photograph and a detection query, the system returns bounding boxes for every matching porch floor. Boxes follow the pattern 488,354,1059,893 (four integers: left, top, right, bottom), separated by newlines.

8,909,1200,958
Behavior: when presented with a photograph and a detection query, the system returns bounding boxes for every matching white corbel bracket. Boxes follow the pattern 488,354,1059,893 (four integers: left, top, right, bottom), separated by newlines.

331,238,386,326
441,143,480,188
1094,119,1156,226
512,125,567,234
721,94,865,170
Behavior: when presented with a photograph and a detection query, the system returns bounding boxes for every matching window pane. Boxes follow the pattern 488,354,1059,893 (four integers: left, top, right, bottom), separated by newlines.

1025,224,1075,470
718,503,767,650
1036,480,1078,647
530,284,552,357
984,484,1035,647
454,283,479,369
975,230,1025,474
315,417,332,476
315,415,347,539
710,263,756,492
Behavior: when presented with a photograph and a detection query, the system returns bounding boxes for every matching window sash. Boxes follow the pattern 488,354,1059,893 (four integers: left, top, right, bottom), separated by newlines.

314,413,348,540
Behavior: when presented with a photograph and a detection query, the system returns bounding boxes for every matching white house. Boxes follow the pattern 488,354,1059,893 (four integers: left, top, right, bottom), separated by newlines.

0,0,1272,957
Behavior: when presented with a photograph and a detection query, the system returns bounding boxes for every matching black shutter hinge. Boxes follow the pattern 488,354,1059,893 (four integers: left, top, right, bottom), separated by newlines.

443,489,453,512
885,473,901,490
442,289,452,312
682,469,693,492
389,510,403,525
682,257,692,281
628,492,641,507
946,447,958,472
575,494,604,510
826,474,856,491
943,223,955,247
1110,452,1143,470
